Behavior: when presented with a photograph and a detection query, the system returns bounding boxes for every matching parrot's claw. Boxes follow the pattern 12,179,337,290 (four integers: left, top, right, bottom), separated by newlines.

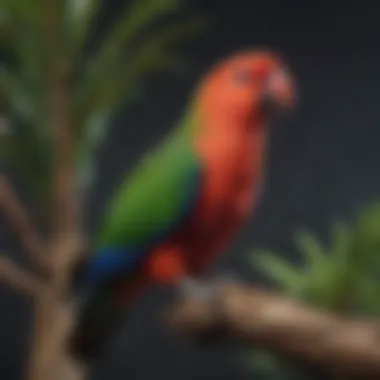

212,271,243,287
177,277,216,301
208,271,245,296
177,273,244,302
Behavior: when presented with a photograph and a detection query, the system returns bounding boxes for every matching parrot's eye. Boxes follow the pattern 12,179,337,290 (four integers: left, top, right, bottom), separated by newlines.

233,69,254,85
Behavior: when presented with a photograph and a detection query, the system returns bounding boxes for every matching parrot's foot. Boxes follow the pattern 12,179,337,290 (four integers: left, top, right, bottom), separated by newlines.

211,271,244,289
177,272,244,302
177,277,216,302
204,271,245,300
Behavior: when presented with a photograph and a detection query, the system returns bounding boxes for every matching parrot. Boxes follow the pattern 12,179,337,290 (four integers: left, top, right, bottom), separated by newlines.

70,49,296,361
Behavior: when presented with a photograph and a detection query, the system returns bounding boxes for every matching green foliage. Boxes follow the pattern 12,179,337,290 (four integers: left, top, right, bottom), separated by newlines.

1,0,206,203
254,202,380,313
244,201,380,378
0,120,52,199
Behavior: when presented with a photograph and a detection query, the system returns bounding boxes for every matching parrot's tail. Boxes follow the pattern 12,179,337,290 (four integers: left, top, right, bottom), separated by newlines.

69,282,126,363
69,262,147,364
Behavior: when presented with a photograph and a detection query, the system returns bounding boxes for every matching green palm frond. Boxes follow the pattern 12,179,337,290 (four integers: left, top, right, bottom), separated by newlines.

62,0,101,57
349,202,380,270
0,120,52,203
76,111,109,194
1,66,36,121
91,0,182,68
293,229,340,308
294,230,328,271
1,0,43,27
253,250,307,295
1,5,47,133
74,16,204,119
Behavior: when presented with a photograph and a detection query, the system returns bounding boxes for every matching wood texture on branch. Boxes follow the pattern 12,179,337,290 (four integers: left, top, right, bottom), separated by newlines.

17,4,87,379
48,55,84,278
167,283,380,379
0,175,47,271
0,255,46,297
0,254,85,380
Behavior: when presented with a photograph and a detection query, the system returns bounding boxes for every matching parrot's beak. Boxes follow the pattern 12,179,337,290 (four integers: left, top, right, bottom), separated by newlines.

261,67,296,116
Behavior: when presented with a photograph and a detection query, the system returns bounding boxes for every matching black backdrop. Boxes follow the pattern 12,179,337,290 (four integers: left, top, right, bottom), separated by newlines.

2,1,380,379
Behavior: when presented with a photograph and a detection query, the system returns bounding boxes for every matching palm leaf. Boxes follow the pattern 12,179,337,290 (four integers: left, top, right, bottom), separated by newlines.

76,111,109,196
0,65,35,121
1,0,43,27
74,16,204,121
1,17,47,132
294,230,328,273
0,120,52,203
92,0,183,69
350,202,380,270
328,222,351,265
62,0,101,58
253,250,307,295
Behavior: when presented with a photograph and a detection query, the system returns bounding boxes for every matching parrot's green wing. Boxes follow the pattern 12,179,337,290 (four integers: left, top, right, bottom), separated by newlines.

97,121,202,251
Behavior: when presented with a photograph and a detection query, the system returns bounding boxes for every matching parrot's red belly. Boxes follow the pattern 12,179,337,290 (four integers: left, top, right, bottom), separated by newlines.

187,132,263,270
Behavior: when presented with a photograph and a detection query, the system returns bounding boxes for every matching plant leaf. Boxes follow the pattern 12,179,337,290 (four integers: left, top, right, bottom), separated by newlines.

76,111,110,195
1,0,43,27
73,16,205,154
294,230,328,272
0,65,34,120
74,15,204,118
62,0,101,58
253,250,306,295
354,276,380,316
0,120,52,203
2,23,47,132
93,0,182,70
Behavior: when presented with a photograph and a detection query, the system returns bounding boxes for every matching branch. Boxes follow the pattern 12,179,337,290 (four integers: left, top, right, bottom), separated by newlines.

168,283,380,379
15,4,88,380
0,255,46,297
0,175,48,272
47,35,84,273
45,2,84,275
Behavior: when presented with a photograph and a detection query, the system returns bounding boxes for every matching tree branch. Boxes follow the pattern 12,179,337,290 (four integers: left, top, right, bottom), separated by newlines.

168,283,380,379
48,36,84,278
18,4,87,380
0,175,48,272
0,255,46,297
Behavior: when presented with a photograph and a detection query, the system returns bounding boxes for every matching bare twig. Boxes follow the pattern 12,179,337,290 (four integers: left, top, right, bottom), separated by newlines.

0,255,46,297
0,175,48,272
168,283,380,379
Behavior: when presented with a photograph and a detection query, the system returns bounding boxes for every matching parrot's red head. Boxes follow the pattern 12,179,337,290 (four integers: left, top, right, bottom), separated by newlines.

196,50,297,128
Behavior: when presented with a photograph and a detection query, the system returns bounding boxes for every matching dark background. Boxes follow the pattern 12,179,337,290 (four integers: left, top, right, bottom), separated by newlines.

2,0,380,379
